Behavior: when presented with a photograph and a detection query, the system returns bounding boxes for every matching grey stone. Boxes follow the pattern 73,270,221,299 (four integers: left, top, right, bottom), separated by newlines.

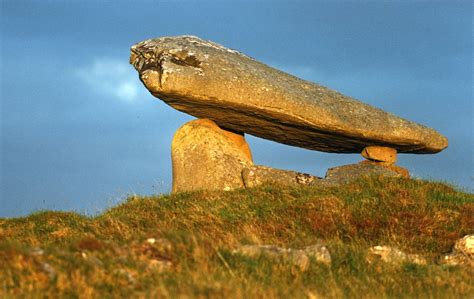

324,161,407,185
240,161,409,189
242,165,321,188
232,243,331,271
171,118,252,193
367,246,427,265
130,35,448,154
440,235,474,267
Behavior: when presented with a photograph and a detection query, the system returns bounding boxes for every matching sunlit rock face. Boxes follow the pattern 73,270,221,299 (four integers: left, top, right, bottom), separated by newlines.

171,119,252,193
130,35,448,154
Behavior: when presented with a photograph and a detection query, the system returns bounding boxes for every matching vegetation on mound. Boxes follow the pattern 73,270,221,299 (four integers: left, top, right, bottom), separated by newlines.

1,177,473,298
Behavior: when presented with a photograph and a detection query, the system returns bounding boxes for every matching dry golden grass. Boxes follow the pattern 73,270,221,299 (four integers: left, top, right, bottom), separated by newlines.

1,176,473,298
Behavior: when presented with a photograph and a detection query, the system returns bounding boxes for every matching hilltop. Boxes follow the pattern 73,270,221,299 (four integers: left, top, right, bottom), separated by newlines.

1,176,473,298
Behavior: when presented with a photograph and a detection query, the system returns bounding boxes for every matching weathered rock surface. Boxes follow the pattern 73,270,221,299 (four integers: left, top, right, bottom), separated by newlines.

367,246,427,265
240,161,409,189
232,244,331,271
130,35,448,154
171,119,252,193
324,161,408,185
360,160,410,178
361,146,397,163
440,235,474,267
242,165,321,188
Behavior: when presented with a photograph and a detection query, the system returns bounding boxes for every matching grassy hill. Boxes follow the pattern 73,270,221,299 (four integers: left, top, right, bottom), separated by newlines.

1,176,473,298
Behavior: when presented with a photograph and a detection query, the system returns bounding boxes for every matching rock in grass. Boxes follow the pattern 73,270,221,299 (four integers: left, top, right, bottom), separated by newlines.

242,165,321,188
324,161,408,185
440,235,474,267
233,244,331,271
367,246,427,265
242,161,409,189
454,235,474,257
361,161,410,178
171,118,252,193
303,244,333,265
130,35,448,154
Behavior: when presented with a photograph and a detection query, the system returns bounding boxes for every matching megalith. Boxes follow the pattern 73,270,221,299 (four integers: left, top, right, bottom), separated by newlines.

129,35,448,192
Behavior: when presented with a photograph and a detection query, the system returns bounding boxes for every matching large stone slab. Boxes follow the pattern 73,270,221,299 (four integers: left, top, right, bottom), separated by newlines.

130,35,448,154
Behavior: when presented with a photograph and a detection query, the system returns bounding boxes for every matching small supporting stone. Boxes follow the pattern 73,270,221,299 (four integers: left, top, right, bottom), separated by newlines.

361,146,397,163
171,119,253,193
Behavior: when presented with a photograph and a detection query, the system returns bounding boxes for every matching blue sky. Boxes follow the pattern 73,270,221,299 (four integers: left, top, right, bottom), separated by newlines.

1,1,472,217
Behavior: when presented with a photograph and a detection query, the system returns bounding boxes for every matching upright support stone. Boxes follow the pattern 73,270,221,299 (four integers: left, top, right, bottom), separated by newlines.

171,119,253,193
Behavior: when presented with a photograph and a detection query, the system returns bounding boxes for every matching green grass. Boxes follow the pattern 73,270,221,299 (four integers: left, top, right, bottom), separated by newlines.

1,176,473,298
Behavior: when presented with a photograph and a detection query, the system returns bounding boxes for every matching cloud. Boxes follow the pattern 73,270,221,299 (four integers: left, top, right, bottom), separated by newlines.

76,58,142,102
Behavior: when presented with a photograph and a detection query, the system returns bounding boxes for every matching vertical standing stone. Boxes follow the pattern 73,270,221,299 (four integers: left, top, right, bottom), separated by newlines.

171,119,253,193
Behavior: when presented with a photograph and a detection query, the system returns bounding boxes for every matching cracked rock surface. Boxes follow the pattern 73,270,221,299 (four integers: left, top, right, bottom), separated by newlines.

130,35,448,154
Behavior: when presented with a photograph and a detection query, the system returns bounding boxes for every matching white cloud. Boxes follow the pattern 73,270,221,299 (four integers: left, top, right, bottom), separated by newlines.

76,58,142,103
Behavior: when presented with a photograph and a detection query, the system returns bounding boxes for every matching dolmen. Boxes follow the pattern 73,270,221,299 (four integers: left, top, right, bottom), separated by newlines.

130,35,448,192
